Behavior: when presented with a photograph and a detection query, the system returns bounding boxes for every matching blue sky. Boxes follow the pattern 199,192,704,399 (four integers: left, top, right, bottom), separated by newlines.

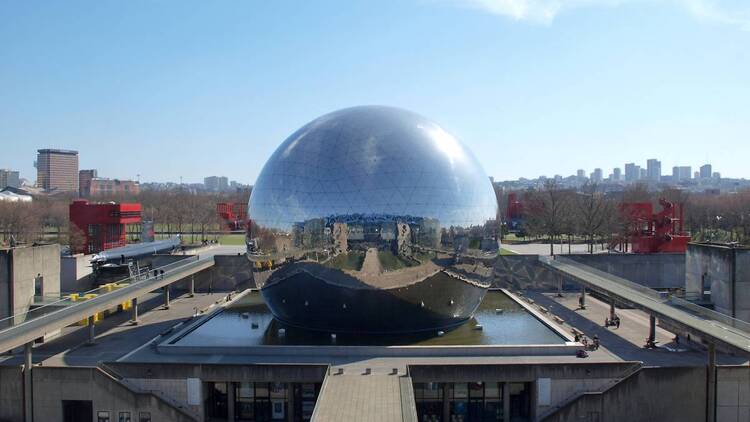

1,0,749,184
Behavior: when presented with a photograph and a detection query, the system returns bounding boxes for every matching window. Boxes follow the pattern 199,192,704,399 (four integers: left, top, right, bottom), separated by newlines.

118,412,131,422
295,383,321,422
509,382,531,422
205,382,228,420
97,411,110,422
62,400,93,422
413,383,443,422
34,274,43,297
237,383,255,421
138,412,151,422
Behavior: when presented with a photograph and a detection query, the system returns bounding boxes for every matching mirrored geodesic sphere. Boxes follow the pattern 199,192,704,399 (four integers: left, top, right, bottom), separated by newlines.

247,106,498,263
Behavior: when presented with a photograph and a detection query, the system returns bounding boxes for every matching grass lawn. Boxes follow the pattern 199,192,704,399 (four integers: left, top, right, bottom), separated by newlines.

217,234,246,245
499,247,518,256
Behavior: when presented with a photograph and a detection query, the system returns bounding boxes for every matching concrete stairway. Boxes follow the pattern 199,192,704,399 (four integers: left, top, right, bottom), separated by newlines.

98,364,200,421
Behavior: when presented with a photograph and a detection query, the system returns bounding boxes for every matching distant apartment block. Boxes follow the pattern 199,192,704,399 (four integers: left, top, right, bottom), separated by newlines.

700,164,712,179
204,175,229,192
89,178,139,197
646,158,661,182
0,169,20,189
624,163,640,181
612,167,622,182
36,149,78,192
79,169,97,197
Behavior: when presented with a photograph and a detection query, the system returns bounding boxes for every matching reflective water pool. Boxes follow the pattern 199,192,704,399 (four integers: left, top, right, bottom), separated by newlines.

172,291,566,347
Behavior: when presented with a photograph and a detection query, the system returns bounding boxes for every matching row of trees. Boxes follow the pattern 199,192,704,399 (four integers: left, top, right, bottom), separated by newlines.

685,190,750,243
517,181,750,254
521,181,620,255
0,189,251,248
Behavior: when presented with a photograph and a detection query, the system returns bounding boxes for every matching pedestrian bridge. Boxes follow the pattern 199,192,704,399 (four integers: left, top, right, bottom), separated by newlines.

0,256,215,353
539,255,750,356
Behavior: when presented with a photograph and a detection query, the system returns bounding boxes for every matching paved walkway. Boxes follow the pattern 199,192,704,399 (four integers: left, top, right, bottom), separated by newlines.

526,292,748,366
503,243,606,256
312,362,415,422
0,291,229,367
542,256,750,356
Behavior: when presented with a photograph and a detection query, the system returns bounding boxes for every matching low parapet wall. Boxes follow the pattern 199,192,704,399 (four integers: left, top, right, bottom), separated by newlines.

542,366,706,422
172,254,255,293
493,253,685,290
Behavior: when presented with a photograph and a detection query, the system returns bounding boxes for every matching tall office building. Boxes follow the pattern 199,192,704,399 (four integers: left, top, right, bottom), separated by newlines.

576,169,586,179
612,167,622,182
672,166,692,182
646,159,661,182
0,169,20,189
624,163,640,182
36,149,79,192
700,164,712,179
639,168,647,180
590,168,603,183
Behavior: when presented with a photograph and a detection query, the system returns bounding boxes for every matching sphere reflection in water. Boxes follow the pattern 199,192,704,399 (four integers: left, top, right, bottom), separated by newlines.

247,106,498,333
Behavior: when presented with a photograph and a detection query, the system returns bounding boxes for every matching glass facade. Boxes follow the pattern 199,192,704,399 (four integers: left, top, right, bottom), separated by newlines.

206,382,321,422
248,106,498,262
414,382,531,422
246,106,499,333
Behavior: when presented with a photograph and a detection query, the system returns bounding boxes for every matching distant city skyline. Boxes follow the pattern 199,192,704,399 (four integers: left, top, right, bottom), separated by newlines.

499,158,730,183
2,2,749,184
0,148,743,187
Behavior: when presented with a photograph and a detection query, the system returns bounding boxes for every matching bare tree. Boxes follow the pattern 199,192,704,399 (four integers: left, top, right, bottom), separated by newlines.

573,183,615,254
523,180,572,255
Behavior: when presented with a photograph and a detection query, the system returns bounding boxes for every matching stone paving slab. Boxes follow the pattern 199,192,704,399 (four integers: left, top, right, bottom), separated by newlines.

312,372,407,422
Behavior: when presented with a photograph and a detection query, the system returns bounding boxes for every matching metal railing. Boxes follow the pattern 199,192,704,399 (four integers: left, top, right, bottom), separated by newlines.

0,256,200,330
668,296,750,335
542,255,750,337
544,255,666,302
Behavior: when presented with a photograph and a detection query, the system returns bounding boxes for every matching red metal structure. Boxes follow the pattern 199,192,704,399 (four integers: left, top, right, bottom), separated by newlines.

217,202,247,230
505,192,525,231
619,199,690,253
69,200,142,254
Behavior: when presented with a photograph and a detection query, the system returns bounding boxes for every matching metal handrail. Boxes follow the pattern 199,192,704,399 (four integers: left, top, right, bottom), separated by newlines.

548,256,665,302
542,255,750,336
0,255,199,328
669,296,750,335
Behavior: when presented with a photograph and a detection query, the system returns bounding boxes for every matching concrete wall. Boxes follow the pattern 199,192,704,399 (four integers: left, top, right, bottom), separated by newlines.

564,254,685,289
686,243,750,321
31,366,196,422
544,366,707,422
717,366,750,422
127,377,198,418
492,255,567,290
0,244,60,325
60,254,93,293
0,366,24,422
493,253,685,291
173,255,256,293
